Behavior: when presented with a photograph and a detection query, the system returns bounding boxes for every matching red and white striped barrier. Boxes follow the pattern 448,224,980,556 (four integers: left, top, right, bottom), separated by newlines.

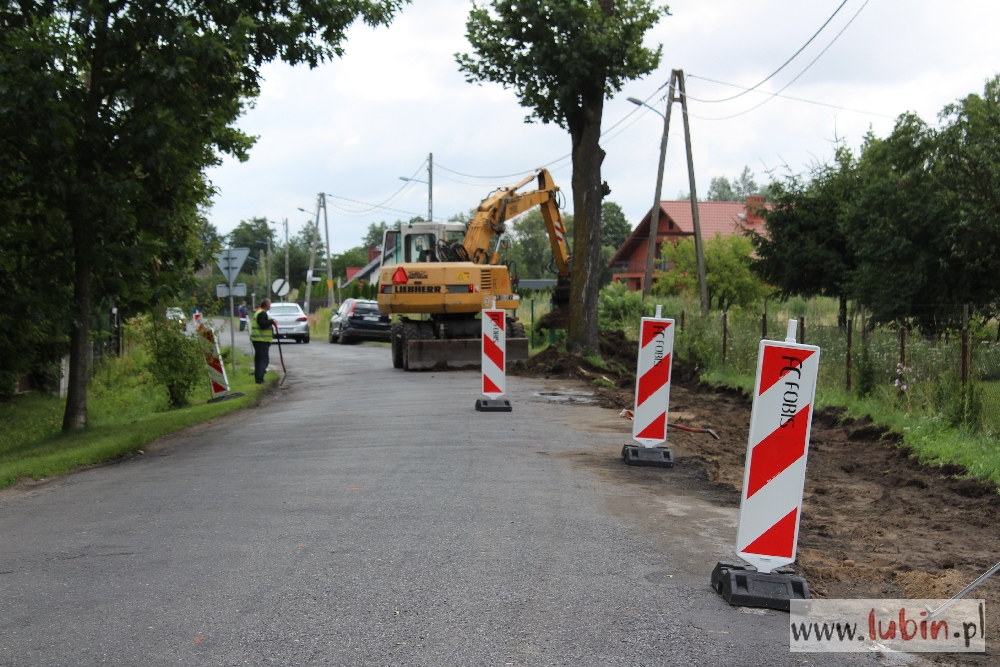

736,320,820,574
482,308,505,398
195,320,230,398
633,308,675,447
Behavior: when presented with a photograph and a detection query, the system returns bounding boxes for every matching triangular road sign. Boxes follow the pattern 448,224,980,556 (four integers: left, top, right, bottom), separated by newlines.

216,248,250,285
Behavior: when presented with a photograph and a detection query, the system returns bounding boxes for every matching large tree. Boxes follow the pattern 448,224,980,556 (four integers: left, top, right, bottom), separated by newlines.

1,0,404,428
750,148,858,327
457,0,667,355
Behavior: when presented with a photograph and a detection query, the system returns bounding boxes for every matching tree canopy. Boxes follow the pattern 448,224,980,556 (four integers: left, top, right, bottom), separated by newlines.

457,0,667,355
0,0,405,424
654,234,769,312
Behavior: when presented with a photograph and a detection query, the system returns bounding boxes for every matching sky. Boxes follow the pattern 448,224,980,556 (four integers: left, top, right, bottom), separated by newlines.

206,0,1000,254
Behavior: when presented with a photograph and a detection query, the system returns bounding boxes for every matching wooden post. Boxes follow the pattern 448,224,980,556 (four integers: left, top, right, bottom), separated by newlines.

962,304,969,387
531,299,535,348
722,312,728,366
900,326,906,370
762,299,768,339
846,319,853,392
800,316,806,345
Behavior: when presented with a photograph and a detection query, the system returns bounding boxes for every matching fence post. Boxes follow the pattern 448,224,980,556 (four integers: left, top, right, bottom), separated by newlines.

899,325,906,370
800,316,805,345
530,299,535,348
846,319,853,392
861,305,867,346
762,299,768,339
722,311,728,366
680,310,686,333
962,304,969,387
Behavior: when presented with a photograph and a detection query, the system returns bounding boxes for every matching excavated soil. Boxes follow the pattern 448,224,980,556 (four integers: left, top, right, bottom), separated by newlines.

512,331,1000,658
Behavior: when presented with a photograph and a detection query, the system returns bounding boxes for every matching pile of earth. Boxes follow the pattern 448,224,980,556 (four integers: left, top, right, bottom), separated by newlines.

509,329,699,410
514,333,1000,656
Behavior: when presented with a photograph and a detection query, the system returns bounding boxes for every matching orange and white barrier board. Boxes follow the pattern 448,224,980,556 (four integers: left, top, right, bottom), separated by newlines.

632,312,675,447
195,320,230,398
736,321,819,573
482,309,505,398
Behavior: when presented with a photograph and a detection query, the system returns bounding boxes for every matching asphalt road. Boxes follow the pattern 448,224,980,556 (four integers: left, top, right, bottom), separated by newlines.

0,339,910,666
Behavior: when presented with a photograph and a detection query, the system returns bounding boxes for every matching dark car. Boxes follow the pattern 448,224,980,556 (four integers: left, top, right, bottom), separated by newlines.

329,299,391,344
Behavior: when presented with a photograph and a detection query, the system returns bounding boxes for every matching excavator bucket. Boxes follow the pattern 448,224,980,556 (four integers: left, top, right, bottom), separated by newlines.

406,338,530,371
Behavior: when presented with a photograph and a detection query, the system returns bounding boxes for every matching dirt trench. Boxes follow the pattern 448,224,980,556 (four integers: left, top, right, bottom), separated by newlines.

511,331,1000,658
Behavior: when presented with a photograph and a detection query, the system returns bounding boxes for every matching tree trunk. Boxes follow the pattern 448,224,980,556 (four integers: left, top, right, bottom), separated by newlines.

566,92,606,356
62,225,91,431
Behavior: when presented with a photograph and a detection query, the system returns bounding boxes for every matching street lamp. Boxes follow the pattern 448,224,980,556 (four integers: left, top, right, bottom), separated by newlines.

399,175,432,223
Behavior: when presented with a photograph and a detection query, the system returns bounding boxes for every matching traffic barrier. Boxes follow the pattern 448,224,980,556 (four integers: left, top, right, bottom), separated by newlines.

195,320,230,398
476,307,511,412
713,320,819,610
622,306,674,467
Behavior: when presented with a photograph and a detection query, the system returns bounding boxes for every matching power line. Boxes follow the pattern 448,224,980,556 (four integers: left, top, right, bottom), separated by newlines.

329,159,427,215
325,193,431,221
688,0,873,121
694,0,851,104
435,78,670,181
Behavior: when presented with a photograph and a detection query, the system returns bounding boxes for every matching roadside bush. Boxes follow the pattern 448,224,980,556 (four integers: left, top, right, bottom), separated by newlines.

598,281,651,330
140,310,204,408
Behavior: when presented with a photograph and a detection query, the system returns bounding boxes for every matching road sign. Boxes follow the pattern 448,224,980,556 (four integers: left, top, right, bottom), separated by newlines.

215,283,247,298
482,309,505,398
271,278,290,297
632,315,675,447
216,248,250,285
735,321,820,574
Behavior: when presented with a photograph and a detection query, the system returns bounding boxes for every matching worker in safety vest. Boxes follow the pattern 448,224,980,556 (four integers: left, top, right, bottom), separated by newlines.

249,298,274,384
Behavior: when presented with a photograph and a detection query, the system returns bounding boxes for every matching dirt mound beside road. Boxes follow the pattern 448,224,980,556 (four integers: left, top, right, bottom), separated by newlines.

515,335,1000,654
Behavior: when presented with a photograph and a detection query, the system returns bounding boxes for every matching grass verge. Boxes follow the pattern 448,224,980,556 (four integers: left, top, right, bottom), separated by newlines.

703,366,1000,488
0,352,277,491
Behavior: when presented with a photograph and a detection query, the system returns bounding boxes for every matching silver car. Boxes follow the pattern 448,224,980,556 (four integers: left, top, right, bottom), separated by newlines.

268,303,310,343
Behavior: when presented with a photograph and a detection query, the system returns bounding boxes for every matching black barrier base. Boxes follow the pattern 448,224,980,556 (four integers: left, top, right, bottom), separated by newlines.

711,562,810,611
207,392,245,404
621,444,674,468
476,399,513,412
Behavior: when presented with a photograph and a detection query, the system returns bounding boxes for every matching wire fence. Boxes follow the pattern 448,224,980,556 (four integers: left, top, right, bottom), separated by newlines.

676,308,999,437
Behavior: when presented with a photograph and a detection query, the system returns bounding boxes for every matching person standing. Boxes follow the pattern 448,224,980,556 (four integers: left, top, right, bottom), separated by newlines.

238,301,249,331
249,298,274,384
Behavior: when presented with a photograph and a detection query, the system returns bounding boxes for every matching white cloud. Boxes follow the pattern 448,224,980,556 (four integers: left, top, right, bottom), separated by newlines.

207,0,1000,256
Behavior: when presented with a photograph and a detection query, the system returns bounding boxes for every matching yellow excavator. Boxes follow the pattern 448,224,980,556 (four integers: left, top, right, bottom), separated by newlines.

377,168,571,370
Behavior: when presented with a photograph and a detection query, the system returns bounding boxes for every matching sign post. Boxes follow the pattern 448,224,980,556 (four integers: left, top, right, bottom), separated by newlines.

476,305,512,412
712,320,820,610
216,248,250,376
623,305,675,467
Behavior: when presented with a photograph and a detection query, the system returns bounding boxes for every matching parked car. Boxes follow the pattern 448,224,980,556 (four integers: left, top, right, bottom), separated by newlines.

268,302,310,343
329,299,390,344
165,307,186,330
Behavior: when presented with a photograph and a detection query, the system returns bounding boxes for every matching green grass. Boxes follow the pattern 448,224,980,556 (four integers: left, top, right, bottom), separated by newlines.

703,366,1000,488
0,350,276,490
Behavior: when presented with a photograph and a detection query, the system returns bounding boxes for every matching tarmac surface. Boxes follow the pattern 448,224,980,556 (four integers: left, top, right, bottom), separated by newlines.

0,337,915,665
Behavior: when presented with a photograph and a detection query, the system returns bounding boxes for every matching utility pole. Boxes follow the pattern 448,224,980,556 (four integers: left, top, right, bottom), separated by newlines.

265,237,271,300
635,79,675,298
322,194,334,308
283,217,290,290
677,71,710,316
633,69,709,316
428,152,433,222
303,195,321,316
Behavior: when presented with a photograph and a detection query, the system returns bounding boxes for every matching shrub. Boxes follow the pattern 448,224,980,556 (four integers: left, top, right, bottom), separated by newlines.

140,309,205,408
598,281,650,330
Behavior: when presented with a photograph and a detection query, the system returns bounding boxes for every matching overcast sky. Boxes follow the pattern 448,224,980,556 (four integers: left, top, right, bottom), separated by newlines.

206,0,1000,254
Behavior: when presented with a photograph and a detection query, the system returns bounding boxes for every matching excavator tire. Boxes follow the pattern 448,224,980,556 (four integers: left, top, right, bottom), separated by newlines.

401,321,425,371
507,320,526,340
391,322,404,369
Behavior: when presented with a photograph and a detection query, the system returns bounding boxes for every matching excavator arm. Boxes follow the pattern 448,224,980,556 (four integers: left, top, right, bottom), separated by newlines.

460,169,570,277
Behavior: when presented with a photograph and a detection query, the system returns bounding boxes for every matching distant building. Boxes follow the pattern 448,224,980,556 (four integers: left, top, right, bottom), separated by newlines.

608,196,765,291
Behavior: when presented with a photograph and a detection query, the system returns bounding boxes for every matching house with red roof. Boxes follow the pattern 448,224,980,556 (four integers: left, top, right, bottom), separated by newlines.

609,195,766,291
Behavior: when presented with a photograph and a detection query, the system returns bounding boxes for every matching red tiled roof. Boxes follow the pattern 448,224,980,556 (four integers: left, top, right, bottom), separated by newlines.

609,199,766,265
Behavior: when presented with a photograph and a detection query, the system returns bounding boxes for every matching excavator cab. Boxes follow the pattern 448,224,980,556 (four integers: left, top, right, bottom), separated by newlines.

380,222,468,267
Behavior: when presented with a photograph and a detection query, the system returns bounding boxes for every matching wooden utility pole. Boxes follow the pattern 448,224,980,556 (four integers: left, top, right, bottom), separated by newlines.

303,195,321,314
637,70,708,316
321,194,334,308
